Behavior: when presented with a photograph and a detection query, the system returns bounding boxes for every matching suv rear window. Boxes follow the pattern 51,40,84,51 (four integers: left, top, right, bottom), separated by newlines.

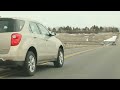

15,20,25,31
0,18,25,33
0,20,12,33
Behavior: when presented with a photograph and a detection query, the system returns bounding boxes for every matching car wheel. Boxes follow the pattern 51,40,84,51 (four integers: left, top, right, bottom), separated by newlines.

24,51,36,76
54,48,64,68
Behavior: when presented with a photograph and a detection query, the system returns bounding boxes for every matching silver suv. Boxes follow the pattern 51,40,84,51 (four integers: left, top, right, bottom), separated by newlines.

0,17,64,76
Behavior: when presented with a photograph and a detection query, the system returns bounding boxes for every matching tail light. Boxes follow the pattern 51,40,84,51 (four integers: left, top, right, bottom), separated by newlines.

11,33,22,46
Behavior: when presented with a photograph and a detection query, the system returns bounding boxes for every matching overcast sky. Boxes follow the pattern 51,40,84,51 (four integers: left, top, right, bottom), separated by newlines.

0,11,120,28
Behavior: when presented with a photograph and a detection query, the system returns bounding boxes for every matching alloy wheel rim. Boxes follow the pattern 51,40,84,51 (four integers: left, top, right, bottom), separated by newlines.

28,55,36,72
59,51,64,65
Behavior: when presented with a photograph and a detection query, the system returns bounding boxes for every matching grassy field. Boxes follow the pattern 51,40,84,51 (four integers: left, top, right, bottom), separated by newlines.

56,33,119,48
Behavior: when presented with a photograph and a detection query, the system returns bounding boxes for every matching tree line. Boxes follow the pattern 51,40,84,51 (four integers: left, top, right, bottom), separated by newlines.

48,25,119,34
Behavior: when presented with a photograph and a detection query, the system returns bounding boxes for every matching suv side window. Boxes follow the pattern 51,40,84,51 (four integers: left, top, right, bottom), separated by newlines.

29,22,41,34
37,23,49,36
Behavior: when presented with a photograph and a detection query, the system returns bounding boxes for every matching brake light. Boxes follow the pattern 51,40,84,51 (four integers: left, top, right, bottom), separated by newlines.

11,33,22,46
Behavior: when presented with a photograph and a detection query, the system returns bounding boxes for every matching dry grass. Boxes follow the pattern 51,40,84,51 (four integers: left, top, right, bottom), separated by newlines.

56,33,119,48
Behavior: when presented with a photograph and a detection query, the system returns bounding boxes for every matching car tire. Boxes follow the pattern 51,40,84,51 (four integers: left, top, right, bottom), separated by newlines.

54,48,64,68
24,51,36,76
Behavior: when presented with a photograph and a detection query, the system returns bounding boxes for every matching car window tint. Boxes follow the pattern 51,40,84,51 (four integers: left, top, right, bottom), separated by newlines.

37,23,49,35
29,22,40,34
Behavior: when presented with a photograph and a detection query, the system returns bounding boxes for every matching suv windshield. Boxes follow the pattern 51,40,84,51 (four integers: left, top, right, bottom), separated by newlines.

0,18,25,33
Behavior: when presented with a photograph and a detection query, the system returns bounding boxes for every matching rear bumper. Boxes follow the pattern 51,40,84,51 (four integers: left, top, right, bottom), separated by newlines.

0,47,26,62
0,60,24,67
0,55,25,61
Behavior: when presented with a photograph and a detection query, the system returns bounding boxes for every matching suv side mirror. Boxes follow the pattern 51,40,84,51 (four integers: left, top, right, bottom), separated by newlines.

49,31,56,36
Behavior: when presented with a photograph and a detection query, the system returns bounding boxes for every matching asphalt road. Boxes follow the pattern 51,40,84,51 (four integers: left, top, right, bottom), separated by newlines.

0,44,118,79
